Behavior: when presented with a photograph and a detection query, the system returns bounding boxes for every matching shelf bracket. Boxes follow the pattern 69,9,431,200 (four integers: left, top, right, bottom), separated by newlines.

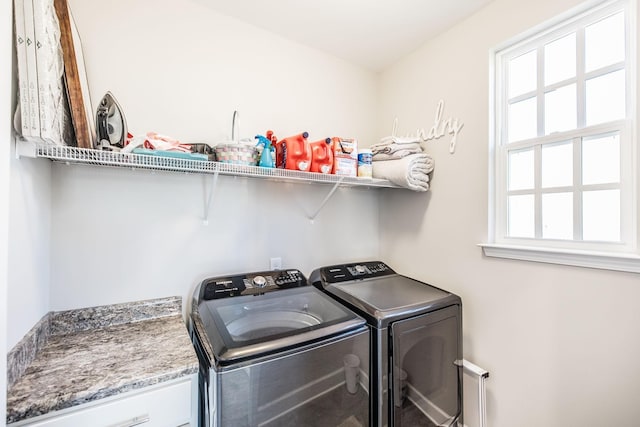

203,170,219,225
15,138,37,159
309,176,345,222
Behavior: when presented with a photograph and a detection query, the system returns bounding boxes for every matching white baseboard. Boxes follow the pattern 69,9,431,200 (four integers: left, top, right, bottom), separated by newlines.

406,383,459,427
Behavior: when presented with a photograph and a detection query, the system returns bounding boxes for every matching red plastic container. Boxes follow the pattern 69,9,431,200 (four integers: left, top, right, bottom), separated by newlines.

274,132,312,171
310,138,334,174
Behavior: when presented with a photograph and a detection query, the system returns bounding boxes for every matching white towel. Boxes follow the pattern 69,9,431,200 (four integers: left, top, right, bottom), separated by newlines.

373,135,421,146
372,153,434,192
372,149,422,161
370,136,423,160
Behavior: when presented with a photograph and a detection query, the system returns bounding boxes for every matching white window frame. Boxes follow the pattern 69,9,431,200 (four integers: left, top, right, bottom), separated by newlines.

482,0,640,273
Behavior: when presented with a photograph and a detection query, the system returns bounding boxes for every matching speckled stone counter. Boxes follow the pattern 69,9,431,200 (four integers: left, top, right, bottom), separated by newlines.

6,297,199,425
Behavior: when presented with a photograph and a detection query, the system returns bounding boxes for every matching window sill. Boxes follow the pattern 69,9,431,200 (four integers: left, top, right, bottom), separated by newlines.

478,243,640,274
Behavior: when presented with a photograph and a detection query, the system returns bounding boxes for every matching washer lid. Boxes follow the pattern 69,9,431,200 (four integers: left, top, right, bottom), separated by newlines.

325,274,459,327
196,286,365,364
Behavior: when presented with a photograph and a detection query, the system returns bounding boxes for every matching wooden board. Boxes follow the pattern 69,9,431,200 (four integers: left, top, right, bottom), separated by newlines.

54,0,93,148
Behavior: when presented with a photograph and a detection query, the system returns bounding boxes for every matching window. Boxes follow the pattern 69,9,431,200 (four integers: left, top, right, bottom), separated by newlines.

484,0,640,272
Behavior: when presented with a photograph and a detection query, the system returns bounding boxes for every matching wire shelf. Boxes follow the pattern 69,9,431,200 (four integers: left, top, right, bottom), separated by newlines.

35,145,400,189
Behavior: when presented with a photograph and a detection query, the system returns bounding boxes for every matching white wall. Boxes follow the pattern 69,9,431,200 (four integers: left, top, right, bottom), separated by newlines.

6,0,52,349
5,0,54,354
2,0,12,418
49,165,380,311
378,0,640,426
68,0,379,145
46,0,381,312
7,155,51,350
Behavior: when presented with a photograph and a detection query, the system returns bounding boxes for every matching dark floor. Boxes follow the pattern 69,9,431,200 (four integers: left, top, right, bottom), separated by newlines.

396,398,437,427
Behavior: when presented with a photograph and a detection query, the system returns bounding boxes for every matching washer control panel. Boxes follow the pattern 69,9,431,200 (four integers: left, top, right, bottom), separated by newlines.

310,261,395,287
202,269,306,300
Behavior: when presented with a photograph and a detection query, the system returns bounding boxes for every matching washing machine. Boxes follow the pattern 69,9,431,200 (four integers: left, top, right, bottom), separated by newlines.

309,261,463,427
190,268,371,427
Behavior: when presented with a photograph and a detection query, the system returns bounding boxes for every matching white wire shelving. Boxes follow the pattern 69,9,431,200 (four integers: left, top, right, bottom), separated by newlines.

18,143,401,223
28,144,400,189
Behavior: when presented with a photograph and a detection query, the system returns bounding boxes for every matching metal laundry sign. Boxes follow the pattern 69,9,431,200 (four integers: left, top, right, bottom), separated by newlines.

416,99,464,154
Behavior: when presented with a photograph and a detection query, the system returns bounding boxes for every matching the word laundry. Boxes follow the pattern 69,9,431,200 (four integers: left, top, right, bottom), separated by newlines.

416,100,464,154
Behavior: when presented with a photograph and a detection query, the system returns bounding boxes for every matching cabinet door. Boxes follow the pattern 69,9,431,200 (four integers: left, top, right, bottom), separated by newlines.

16,376,196,427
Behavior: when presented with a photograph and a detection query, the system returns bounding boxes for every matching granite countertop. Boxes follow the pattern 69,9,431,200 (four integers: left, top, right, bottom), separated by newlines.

6,297,199,425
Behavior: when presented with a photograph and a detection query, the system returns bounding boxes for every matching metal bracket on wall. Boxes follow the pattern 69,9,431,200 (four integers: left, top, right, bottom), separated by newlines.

15,139,37,159
309,176,345,223
202,170,219,225
20,145,400,224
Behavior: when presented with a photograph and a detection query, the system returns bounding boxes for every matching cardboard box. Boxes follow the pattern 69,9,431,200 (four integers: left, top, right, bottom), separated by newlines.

332,137,358,177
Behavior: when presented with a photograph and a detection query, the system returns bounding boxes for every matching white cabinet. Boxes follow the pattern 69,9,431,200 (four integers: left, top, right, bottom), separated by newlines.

10,375,197,427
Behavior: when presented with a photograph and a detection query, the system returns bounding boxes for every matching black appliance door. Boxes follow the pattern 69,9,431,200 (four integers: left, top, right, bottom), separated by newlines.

389,305,462,427
216,329,370,427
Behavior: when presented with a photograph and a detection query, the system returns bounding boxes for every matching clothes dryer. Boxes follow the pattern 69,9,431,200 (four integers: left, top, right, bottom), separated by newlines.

310,261,463,427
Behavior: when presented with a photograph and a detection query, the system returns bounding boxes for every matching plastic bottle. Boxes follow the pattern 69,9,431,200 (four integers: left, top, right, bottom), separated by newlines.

310,138,334,174
357,148,372,178
254,135,275,168
275,132,312,171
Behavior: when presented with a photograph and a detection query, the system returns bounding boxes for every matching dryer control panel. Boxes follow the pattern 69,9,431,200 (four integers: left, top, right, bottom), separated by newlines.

202,269,306,300
309,261,395,287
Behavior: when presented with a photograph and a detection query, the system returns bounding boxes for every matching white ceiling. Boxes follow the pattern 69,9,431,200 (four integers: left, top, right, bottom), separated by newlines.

204,0,494,71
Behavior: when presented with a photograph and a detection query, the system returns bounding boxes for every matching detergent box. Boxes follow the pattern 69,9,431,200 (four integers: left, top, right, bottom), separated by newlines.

332,137,358,177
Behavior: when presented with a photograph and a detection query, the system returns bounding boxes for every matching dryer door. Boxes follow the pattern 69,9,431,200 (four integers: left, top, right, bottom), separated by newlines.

389,305,462,427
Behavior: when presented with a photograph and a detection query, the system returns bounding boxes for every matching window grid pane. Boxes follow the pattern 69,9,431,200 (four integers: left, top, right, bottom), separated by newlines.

582,133,620,185
508,194,535,238
508,97,537,142
545,32,576,85
509,50,537,97
583,189,621,241
585,11,625,72
497,1,631,250
585,70,626,126
542,192,574,240
544,84,577,134
542,142,573,188
509,149,535,190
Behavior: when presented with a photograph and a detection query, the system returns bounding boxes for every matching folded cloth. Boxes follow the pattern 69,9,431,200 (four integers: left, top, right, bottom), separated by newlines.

372,153,434,192
370,136,423,160
372,149,422,161
121,132,192,153
375,135,421,146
